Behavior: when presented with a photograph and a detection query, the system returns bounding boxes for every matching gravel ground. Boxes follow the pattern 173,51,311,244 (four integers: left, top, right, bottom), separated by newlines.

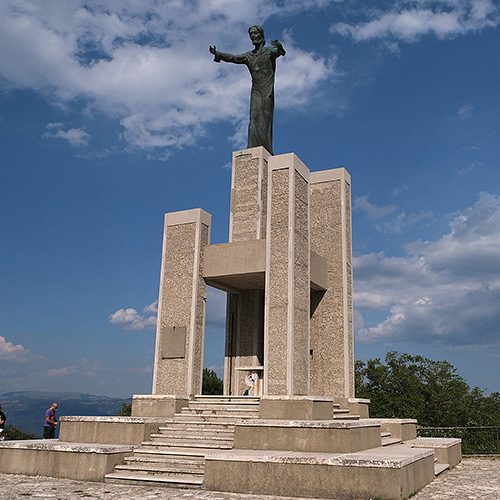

0,457,498,500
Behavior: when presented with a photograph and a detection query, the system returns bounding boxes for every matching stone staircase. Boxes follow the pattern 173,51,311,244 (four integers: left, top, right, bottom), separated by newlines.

104,396,260,488
105,397,450,489
380,431,450,476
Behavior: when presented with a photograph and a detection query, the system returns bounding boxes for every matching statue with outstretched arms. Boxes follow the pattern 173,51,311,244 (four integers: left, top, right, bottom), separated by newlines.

210,25,285,155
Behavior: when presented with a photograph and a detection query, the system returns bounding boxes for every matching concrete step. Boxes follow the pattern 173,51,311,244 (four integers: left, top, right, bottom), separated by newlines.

124,455,203,466
381,431,392,438
155,431,233,441
142,439,232,449
173,413,256,422
159,421,235,431
105,471,203,488
115,462,204,476
193,396,260,403
133,446,208,458
382,436,402,446
188,401,259,407
434,463,449,475
181,405,259,415
332,414,360,420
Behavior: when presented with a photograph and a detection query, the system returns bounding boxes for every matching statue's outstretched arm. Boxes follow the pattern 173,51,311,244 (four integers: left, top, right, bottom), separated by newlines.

209,45,246,64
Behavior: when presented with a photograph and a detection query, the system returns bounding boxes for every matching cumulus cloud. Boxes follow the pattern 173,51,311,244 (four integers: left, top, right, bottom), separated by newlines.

355,192,500,350
42,123,91,146
109,304,157,330
0,335,31,361
332,0,499,42
0,0,338,156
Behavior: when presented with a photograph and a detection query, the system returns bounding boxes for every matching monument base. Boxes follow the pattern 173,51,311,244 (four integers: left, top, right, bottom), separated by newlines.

204,445,435,500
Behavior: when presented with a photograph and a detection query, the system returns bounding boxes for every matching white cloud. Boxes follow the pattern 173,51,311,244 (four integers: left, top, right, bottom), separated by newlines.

457,102,474,120
0,335,31,361
42,123,91,146
456,162,480,176
355,192,500,350
375,210,434,234
143,300,158,314
354,195,397,220
332,1,499,42
0,0,339,156
109,305,157,330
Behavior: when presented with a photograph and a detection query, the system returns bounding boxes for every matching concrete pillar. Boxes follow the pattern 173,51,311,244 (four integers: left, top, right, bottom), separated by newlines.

229,147,270,242
152,208,211,397
264,153,310,396
224,147,269,394
310,169,354,399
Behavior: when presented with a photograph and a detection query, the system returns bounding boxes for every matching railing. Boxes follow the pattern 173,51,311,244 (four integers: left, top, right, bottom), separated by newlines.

417,426,500,455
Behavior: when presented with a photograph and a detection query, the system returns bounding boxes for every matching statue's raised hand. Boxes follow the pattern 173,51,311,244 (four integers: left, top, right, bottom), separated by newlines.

271,40,285,55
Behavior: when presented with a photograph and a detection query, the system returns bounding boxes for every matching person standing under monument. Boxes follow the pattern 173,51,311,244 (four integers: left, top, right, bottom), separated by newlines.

209,25,285,155
0,404,6,440
43,402,58,439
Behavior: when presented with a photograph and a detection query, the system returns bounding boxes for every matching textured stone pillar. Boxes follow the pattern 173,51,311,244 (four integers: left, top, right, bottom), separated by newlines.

224,147,269,394
229,147,270,242
264,153,310,396
152,209,211,397
310,169,354,399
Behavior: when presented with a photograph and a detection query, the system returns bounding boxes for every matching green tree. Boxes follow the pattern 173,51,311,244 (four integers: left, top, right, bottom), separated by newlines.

3,424,38,440
117,403,132,416
202,368,223,395
355,351,496,427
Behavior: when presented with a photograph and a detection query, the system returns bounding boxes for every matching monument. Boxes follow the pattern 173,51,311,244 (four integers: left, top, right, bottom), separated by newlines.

0,25,461,500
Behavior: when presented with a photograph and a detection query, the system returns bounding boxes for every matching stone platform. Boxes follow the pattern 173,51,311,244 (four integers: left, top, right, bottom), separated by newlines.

0,440,133,481
1,458,498,500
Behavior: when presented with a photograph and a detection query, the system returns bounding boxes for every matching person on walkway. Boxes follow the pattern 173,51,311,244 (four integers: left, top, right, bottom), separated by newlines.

43,402,58,439
0,404,6,440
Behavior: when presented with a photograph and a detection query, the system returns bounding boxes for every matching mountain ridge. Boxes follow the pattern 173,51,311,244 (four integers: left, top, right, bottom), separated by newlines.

0,391,131,438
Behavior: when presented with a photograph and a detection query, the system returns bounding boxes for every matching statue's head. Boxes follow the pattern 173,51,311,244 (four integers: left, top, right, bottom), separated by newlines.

248,25,265,46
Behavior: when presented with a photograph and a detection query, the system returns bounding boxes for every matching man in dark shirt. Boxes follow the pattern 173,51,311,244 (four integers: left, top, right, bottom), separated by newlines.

43,402,58,439
0,404,6,440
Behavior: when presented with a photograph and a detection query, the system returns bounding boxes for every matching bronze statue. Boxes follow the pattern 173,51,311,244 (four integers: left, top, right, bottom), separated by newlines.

210,25,285,155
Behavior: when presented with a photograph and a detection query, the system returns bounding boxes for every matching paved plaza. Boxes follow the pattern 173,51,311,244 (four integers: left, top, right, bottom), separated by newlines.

0,457,498,499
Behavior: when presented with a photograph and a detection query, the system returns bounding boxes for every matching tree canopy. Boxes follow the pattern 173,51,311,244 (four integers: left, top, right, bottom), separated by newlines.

355,351,500,427
202,368,223,395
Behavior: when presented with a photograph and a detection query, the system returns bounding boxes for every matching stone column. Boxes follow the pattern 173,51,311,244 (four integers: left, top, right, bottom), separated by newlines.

152,208,211,397
264,153,310,396
224,147,269,395
229,147,270,243
309,169,354,399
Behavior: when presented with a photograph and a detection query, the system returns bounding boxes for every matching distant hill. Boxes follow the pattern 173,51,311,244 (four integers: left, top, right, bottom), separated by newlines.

0,391,131,438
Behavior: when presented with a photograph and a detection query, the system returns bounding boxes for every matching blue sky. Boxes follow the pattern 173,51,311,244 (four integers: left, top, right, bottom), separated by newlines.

1,0,499,399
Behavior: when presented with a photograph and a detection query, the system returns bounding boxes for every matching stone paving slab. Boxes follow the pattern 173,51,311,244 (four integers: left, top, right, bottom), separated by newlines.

0,457,498,499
